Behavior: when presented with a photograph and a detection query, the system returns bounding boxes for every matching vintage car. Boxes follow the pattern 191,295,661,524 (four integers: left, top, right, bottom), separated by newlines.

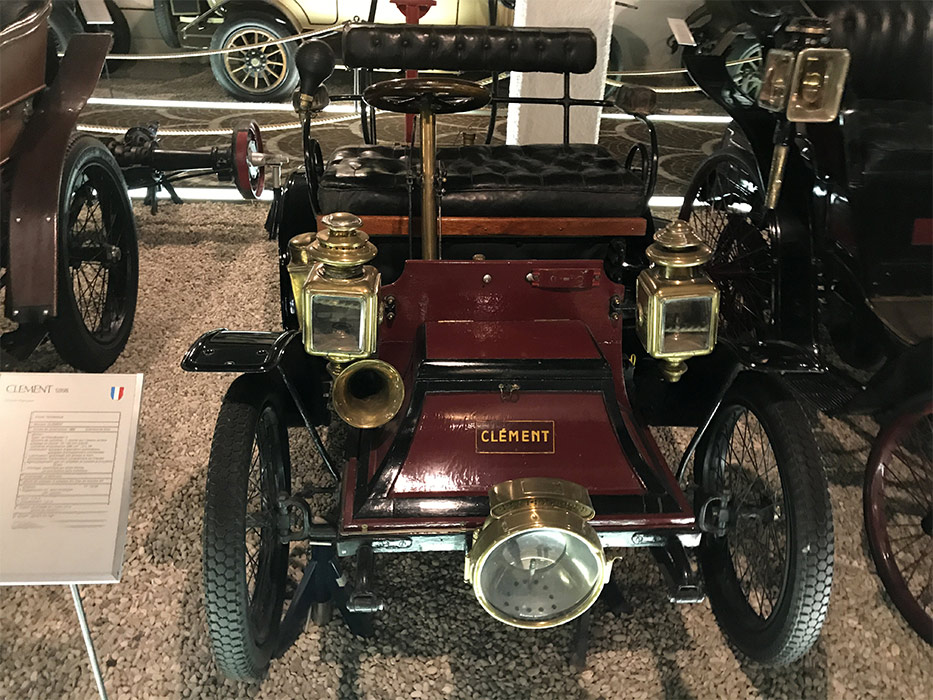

152,0,513,101
0,0,138,371
679,1,931,642
183,23,835,680
0,0,270,370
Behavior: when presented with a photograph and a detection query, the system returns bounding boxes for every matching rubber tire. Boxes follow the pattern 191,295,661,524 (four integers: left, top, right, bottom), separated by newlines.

49,135,138,372
152,0,181,48
48,1,83,54
203,376,291,681
209,14,298,102
864,401,933,644
102,0,131,55
695,372,834,664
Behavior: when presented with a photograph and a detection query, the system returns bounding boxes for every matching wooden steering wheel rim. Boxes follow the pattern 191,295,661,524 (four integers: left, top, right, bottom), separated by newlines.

362,77,491,115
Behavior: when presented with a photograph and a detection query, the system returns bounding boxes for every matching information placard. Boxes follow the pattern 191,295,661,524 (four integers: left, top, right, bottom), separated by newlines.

0,373,143,585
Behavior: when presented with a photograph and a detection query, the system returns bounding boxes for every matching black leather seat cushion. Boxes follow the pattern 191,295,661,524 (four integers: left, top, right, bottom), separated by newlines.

842,99,933,187
342,24,597,74
317,144,645,218
318,146,415,215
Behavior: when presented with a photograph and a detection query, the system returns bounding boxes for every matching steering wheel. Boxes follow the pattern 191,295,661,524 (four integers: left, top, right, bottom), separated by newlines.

363,77,490,115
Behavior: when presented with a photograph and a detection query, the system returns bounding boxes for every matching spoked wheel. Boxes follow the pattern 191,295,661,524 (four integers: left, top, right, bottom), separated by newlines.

726,40,764,101
695,372,834,664
203,376,291,680
680,151,775,346
210,14,298,101
864,400,933,643
49,135,138,372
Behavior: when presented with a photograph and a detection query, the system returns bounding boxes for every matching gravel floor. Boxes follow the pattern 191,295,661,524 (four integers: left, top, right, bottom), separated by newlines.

1,202,930,699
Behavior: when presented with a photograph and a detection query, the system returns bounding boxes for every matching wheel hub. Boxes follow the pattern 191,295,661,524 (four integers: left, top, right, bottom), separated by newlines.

244,50,266,74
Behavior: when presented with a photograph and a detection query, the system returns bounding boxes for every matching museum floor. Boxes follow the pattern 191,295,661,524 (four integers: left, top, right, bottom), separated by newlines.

1,61,931,700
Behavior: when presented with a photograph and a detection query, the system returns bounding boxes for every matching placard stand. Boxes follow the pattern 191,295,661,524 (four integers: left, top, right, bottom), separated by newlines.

70,584,108,700
0,372,144,699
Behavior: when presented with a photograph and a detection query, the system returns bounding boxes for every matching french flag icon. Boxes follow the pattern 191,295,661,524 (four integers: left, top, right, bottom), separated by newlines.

110,386,125,401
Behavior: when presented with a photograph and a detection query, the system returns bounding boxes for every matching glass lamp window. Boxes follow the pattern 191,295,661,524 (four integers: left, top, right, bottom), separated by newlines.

757,49,796,112
477,528,602,624
310,295,365,355
660,296,712,355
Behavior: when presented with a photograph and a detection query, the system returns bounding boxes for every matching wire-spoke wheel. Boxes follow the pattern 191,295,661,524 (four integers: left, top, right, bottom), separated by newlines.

864,399,933,643
726,40,764,101
210,15,298,101
696,372,834,664
203,375,291,681
49,135,137,372
680,151,775,346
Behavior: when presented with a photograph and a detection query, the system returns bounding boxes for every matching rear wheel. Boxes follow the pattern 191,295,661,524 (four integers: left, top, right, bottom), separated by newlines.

49,135,138,372
203,376,291,680
864,400,933,643
209,14,298,102
680,151,775,346
695,372,833,663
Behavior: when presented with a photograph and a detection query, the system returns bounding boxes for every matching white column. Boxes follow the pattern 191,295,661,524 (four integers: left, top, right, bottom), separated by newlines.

506,0,614,145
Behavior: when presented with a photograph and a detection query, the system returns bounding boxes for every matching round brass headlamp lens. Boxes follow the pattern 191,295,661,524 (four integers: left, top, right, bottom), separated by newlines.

468,478,607,628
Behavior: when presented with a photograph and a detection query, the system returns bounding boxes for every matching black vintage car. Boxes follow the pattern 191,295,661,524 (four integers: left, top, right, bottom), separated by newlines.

679,0,932,642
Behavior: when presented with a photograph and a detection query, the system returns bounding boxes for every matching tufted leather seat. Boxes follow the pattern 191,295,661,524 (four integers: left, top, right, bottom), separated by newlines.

317,144,646,218
825,1,933,188
841,100,933,187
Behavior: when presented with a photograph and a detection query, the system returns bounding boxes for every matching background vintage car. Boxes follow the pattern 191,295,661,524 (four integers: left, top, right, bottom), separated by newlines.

151,0,514,100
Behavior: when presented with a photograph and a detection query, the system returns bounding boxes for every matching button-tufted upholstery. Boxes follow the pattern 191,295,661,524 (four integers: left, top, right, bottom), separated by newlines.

317,144,646,218
825,1,933,188
841,100,933,187
342,24,597,74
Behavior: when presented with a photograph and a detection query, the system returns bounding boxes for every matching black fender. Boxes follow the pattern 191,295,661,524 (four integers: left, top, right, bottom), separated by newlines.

182,329,330,426
268,170,316,330
7,32,111,323
839,339,933,417
683,52,777,184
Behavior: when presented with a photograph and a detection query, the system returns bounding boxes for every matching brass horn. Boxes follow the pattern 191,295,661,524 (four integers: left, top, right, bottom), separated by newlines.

331,359,405,429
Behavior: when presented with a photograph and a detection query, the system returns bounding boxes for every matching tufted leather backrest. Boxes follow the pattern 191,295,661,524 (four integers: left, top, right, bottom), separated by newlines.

342,24,597,74
824,1,933,102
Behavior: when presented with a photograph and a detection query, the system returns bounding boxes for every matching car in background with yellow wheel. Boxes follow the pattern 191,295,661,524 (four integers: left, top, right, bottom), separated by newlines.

152,0,513,101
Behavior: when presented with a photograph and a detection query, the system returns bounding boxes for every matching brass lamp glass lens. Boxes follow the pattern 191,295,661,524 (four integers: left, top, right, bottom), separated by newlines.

476,528,603,626
310,295,366,355
757,49,796,112
660,296,713,355
786,47,850,122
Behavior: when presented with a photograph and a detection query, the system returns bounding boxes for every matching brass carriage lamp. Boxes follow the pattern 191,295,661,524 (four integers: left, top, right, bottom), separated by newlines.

287,212,380,361
287,213,404,429
466,478,609,629
636,219,719,382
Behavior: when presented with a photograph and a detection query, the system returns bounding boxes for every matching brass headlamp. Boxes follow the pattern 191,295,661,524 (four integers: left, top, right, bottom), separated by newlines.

466,478,609,629
287,213,403,429
636,219,719,382
757,19,850,122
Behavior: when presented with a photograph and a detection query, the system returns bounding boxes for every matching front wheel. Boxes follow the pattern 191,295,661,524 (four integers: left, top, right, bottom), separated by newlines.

695,372,834,664
209,14,298,102
203,376,292,681
49,135,138,372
